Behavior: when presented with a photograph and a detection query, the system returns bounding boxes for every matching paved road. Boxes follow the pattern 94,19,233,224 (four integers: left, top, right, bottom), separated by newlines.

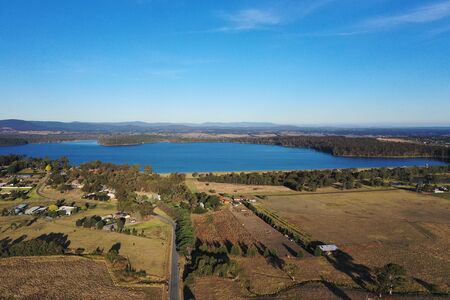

156,215,179,300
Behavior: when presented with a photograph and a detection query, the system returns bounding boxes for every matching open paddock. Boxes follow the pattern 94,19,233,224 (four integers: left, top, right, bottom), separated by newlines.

258,189,450,291
0,256,162,299
0,202,171,279
187,178,293,195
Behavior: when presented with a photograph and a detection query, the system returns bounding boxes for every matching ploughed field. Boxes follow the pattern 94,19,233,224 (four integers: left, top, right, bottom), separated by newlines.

192,207,303,257
258,190,450,290
0,256,162,299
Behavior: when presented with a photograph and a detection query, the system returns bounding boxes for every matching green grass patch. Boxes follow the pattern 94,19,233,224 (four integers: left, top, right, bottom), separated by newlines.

185,178,198,193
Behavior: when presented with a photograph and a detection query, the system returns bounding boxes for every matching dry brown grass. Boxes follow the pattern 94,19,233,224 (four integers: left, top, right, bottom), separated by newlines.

41,185,85,202
188,179,293,195
192,208,255,245
0,256,163,299
0,202,171,279
259,189,450,292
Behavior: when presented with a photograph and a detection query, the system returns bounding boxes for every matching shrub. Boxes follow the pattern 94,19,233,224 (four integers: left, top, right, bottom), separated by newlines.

75,218,85,227
107,249,119,262
230,245,242,256
95,220,105,230
314,247,322,257
48,204,58,212
75,248,85,255
295,250,304,259
246,246,257,257
193,206,207,214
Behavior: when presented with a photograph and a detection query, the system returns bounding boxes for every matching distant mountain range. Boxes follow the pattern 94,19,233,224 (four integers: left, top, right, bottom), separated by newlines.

0,119,297,133
0,119,449,136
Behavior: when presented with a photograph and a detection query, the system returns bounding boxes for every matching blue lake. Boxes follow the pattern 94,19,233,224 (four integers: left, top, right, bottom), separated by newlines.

0,141,446,173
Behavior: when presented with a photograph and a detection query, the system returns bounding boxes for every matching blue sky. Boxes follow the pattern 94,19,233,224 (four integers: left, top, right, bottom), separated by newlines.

0,0,449,125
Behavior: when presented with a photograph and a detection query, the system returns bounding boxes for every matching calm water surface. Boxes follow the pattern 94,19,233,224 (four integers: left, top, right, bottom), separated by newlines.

0,141,446,173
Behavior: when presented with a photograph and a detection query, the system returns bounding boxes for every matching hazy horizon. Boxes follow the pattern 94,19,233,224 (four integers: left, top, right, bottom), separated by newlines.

1,118,450,128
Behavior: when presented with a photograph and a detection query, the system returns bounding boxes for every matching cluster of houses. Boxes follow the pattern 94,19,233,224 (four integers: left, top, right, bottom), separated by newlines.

232,197,257,207
7,203,79,216
100,212,134,231
219,196,257,206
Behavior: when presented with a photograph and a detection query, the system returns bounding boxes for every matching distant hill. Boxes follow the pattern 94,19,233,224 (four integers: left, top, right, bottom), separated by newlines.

0,119,296,133
0,119,449,136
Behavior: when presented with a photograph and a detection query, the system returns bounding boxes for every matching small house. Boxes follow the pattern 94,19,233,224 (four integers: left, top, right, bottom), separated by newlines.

318,244,338,255
70,180,84,189
35,207,48,214
25,206,41,215
101,214,113,220
14,203,29,214
58,206,77,215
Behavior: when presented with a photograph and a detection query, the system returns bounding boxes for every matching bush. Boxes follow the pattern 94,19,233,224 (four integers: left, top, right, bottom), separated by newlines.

75,248,85,255
314,247,322,257
106,249,119,262
193,206,207,214
295,250,304,259
230,245,242,256
246,246,257,257
75,218,85,227
48,204,58,212
95,220,105,230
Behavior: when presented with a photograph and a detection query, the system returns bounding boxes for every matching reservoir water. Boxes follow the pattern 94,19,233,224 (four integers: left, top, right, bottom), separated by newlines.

0,140,446,173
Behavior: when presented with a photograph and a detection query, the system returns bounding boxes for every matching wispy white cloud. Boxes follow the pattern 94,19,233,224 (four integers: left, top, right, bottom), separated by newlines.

204,0,334,33
217,9,282,32
287,1,450,38
362,1,450,30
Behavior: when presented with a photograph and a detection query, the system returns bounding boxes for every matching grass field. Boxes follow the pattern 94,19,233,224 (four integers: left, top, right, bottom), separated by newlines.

189,179,293,195
189,188,450,298
186,176,393,197
258,189,450,292
0,256,162,299
0,200,172,279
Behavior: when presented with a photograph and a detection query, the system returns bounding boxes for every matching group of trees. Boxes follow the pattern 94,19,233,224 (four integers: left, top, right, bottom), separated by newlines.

0,154,69,176
1,239,64,257
199,165,449,191
190,192,221,214
184,241,240,285
76,215,107,230
234,136,450,162
174,207,196,256
0,137,28,146
64,161,191,215
98,134,173,146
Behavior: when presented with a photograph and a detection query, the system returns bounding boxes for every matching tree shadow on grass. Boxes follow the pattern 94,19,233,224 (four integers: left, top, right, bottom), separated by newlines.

183,285,195,300
325,250,374,290
37,232,71,249
109,242,121,253
282,243,298,257
321,277,352,300
0,235,28,251
414,277,440,293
